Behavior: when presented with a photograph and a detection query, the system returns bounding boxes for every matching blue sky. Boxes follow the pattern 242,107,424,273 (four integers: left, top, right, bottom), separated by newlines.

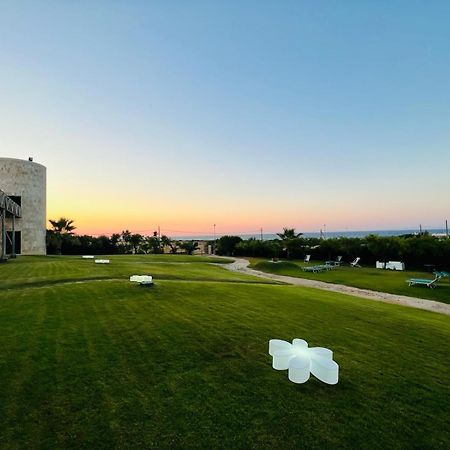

1,1,449,234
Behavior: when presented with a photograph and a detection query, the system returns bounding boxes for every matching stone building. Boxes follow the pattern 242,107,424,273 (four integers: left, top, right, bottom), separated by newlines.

0,157,46,255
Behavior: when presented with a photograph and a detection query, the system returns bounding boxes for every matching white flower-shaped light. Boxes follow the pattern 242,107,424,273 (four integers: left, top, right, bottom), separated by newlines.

269,338,339,384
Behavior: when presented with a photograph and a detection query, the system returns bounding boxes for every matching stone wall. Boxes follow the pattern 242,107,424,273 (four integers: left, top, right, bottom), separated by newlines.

0,158,46,255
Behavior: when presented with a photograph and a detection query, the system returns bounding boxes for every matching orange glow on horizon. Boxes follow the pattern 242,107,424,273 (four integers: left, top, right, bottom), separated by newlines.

46,179,446,237
47,204,438,237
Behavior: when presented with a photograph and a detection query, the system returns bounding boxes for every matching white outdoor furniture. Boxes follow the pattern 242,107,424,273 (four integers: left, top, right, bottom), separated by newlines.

350,257,361,267
334,255,343,266
130,275,153,286
407,275,441,289
376,261,405,271
82,255,94,259
326,256,343,266
95,259,110,264
385,261,405,271
269,338,339,385
304,254,311,263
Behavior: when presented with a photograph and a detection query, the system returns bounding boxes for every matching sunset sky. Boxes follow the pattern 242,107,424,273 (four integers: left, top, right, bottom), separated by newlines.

1,1,449,236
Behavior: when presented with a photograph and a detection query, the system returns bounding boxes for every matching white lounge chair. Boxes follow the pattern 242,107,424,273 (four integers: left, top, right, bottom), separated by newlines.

304,254,311,263
95,259,110,264
350,257,361,268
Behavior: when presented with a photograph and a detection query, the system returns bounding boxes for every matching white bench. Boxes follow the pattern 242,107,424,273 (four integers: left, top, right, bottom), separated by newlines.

82,255,95,259
130,275,153,286
95,259,110,264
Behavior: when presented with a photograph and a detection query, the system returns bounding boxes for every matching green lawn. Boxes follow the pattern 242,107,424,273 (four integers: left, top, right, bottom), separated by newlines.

249,259,450,304
0,254,261,290
0,256,449,448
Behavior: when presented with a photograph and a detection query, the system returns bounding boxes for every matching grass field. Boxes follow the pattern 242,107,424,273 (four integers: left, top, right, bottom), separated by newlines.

1,255,449,448
249,259,450,304
0,255,255,290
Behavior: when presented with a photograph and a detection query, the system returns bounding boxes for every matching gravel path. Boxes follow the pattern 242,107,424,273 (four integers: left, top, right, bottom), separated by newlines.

220,258,450,316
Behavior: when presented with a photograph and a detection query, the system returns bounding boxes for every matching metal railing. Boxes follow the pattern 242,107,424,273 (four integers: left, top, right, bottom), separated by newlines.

0,189,21,217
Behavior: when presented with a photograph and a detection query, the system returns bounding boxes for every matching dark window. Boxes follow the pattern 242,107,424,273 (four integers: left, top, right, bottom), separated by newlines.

6,231,21,254
9,196,21,207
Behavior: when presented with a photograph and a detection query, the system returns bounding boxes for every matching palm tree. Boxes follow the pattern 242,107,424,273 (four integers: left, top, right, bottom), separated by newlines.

49,217,76,234
47,217,76,254
276,228,303,259
277,228,303,241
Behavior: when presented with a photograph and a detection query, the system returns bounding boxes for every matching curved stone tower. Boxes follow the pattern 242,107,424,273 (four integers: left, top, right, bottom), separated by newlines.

0,158,46,255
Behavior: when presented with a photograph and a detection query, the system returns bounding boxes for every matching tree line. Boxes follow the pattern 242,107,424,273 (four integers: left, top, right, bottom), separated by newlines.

215,228,450,269
46,219,450,269
46,218,199,255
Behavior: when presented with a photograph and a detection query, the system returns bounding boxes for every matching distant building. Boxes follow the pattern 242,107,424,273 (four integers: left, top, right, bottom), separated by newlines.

0,157,46,256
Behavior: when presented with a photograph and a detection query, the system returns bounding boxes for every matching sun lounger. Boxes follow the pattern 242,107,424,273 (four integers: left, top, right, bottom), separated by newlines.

82,255,94,259
95,259,110,264
325,256,342,267
334,256,343,266
434,271,450,282
304,254,311,263
434,271,450,278
302,264,335,273
302,265,321,273
350,257,361,268
407,275,441,289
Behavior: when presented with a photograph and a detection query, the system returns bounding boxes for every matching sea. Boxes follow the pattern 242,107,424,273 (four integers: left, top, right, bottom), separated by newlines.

174,229,449,241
